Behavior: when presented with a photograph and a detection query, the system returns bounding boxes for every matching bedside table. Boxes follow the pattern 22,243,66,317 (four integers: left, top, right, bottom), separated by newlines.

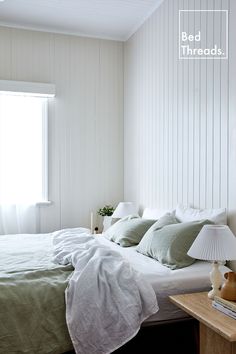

169,292,236,354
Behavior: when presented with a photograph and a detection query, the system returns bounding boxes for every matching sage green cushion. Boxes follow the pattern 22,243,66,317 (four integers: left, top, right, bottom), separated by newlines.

137,213,179,255
104,216,156,247
137,220,212,269
104,215,138,241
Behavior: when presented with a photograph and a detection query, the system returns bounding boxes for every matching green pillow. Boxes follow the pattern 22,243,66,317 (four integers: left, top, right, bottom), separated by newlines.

137,213,179,255
137,220,213,269
104,216,156,247
104,215,138,241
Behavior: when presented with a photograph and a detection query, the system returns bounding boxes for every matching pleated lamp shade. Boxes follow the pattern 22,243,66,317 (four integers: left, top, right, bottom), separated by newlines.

187,225,236,261
112,202,137,219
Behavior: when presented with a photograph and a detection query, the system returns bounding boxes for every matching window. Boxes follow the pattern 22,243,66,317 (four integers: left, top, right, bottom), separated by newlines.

0,94,48,204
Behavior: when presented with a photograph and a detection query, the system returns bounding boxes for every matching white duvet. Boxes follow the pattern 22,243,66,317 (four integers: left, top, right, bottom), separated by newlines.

53,228,158,354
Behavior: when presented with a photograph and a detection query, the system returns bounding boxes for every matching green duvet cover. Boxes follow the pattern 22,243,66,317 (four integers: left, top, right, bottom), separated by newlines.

0,232,74,354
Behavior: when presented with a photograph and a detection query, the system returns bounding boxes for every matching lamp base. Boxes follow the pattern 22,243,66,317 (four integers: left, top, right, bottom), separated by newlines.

208,261,222,299
208,288,221,299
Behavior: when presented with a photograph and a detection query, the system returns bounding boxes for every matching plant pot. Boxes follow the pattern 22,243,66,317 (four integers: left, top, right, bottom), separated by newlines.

103,216,112,232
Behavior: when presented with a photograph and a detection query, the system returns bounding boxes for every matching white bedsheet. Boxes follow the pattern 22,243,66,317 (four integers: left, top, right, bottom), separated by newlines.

53,228,231,332
96,234,231,322
53,229,159,354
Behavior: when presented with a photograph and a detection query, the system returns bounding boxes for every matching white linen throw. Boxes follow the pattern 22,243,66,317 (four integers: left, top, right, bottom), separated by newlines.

53,228,159,354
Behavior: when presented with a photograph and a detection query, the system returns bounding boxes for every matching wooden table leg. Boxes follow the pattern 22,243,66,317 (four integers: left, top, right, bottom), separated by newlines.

200,323,236,354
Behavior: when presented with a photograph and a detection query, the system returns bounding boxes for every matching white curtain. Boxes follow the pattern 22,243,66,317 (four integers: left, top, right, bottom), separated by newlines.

0,204,37,235
0,94,45,235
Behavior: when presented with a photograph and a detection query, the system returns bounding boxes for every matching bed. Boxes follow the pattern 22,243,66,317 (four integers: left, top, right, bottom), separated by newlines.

0,224,230,354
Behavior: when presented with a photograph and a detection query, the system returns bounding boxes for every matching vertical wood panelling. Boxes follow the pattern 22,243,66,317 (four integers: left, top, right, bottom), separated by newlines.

0,27,124,232
205,0,214,208
172,0,179,207
228,0,236,269
124,0,236,235
193,0,200,208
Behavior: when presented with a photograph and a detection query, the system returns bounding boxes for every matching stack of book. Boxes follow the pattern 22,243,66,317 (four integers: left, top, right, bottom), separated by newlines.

212,296,236,320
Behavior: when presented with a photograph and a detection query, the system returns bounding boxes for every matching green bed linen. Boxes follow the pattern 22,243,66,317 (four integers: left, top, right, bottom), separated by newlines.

0,232,74,354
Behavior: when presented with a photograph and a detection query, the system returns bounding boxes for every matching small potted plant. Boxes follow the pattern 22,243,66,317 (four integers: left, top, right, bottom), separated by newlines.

97,205,115,232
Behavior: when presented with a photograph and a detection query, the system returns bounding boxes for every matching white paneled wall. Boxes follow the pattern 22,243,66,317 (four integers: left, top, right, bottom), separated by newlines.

124,0,236,235
0,27,124,232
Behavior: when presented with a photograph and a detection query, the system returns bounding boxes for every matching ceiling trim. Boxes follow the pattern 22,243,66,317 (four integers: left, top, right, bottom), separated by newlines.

0,22,123,41
125,0,164,41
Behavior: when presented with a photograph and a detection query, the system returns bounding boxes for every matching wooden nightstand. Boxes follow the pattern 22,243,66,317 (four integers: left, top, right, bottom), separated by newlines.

169,292,236,354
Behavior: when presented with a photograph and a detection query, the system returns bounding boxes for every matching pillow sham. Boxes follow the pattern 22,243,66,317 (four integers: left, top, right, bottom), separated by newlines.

175,203,227,225
137,213,179,255
104,215,138,240
104,216,156,247
142,208,175,220
137,219,213,270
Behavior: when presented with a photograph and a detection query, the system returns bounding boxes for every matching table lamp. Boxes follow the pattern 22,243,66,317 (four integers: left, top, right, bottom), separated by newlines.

187,225,236,299
112,202,138,219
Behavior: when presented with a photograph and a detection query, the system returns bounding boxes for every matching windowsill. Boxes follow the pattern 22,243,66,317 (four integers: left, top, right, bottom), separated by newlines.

36,201,52,206
0,201,52,206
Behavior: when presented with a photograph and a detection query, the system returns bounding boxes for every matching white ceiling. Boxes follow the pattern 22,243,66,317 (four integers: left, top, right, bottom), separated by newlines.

0,0,163,41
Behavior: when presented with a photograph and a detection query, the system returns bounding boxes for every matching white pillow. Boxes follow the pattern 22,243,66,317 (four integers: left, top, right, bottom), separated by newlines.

142,208,175,220
175,204,227,225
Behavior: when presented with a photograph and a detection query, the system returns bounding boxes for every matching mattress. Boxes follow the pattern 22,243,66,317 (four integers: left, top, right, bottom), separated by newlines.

96,234,231,323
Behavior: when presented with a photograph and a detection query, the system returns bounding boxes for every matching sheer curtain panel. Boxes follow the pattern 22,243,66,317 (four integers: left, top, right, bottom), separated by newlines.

0,80,55,234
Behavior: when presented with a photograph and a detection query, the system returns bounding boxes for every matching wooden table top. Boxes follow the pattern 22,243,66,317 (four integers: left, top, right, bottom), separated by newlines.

169,292,236,342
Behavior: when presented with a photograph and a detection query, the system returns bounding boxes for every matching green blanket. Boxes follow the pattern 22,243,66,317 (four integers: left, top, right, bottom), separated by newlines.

0,233,74,354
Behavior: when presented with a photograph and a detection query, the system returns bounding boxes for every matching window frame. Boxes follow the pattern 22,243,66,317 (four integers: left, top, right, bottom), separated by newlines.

42,99,49,203
0,80,55,205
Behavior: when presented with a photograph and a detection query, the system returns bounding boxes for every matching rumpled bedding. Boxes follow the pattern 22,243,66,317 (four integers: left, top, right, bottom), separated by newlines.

53,229,159,354
0,230,83,354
